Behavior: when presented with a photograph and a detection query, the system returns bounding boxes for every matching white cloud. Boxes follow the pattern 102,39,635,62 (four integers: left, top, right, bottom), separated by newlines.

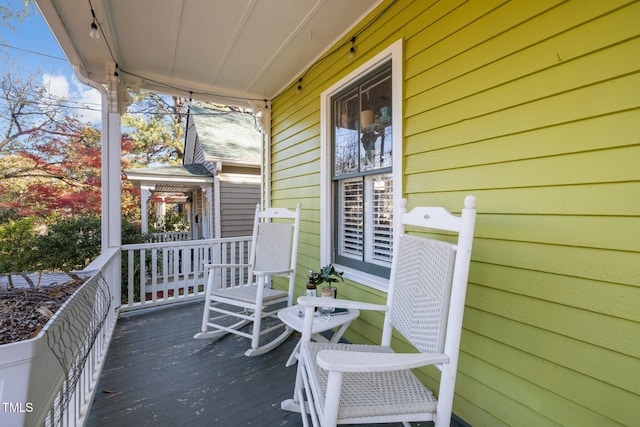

42,73,102,125
43,73,70,98
72,75,102,125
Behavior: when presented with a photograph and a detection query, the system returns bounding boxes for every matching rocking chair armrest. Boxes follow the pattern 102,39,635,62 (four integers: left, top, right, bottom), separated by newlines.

316,350,449,373
297,296,387,312
204,263,251,269
253,268,294,277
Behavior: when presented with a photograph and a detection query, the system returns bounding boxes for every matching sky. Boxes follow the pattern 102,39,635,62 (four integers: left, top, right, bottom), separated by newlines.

1,0,102,124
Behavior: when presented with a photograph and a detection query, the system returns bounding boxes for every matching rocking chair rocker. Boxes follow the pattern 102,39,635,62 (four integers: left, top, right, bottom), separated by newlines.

282,196,476,426
194,203,301,356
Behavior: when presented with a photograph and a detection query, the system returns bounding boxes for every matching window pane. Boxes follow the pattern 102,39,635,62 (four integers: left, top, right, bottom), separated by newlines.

334,91,359,176
360,72,392,172
365,173,393,267
338,178,363,260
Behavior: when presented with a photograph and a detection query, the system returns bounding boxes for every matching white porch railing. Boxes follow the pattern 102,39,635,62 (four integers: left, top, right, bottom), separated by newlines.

0,247,121,427
120,236,252,311
150,231,191,243
0,236,253,427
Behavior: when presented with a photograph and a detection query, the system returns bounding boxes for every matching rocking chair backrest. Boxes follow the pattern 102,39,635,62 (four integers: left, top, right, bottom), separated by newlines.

389,235,456,354
248,203,301,292
383,196,476,358
254,222,294,273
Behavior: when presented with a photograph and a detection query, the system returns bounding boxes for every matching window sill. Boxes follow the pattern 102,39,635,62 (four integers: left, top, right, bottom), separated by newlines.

335,264,389,293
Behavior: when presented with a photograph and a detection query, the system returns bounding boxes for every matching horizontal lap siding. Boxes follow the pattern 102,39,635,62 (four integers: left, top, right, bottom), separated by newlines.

219,181,260,237
271,0,640,426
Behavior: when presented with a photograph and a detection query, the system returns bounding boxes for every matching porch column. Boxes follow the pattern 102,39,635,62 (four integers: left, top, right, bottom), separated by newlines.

213,177,221,238
249,101,271,209
74,63,139,250
156,196,167,227
103,105,121,249
140,186,153,234
201,186,214,239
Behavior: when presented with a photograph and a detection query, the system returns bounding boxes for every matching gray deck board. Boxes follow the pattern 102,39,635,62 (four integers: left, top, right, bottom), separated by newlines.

87,301,441,426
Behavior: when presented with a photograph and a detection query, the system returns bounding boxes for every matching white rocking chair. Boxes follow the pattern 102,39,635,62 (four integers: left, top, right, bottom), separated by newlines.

282,196,476,426
194,203,301,356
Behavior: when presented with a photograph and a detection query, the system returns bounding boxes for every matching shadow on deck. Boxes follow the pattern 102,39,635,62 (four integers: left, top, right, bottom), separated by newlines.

87,301,439,427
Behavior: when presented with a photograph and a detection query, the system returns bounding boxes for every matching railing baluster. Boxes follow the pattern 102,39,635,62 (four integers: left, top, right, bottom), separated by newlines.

231,242,238,286
162,247,168,297
173,247,179,299
139,249,146,304
151,248,158,303
128,250,134,306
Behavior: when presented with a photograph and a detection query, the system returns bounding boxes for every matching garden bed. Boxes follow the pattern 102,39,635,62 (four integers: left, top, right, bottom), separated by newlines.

0,273,87,345
0,271,105,427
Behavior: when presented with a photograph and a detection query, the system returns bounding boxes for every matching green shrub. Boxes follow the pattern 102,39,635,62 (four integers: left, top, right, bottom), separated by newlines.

36,216,102,271
0,217,40,274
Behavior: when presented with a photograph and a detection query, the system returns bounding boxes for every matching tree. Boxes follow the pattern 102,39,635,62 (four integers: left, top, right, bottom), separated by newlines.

0,66,78,153
122,91,186,166
0,0,30,33
1,1,193,274
0,117,103,217
0,65,148,219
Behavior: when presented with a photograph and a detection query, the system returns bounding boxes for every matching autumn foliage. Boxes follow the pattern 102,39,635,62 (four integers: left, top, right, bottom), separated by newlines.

0,64,185,272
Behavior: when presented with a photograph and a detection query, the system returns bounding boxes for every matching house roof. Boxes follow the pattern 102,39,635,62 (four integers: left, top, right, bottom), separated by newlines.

124,106,261,192
124,163,213,193
34,0,381,103
189,105,261,165
126,163,211,178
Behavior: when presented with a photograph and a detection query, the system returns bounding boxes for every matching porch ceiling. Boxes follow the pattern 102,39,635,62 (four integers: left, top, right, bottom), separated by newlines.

35,0,380,103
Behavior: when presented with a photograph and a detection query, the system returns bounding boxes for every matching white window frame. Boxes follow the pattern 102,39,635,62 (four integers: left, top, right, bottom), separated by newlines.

320,39,403,292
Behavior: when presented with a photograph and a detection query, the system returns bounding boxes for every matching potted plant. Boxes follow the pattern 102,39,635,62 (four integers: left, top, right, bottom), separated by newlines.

312,264,344,298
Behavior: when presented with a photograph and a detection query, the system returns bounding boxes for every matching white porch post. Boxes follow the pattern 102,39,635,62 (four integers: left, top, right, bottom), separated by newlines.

100,63,126,250
140,186,153,234
213,177,221,238
103,106,121,249
201,186,214,239
157,196,167,227
249,100,271,209
74,63,136,251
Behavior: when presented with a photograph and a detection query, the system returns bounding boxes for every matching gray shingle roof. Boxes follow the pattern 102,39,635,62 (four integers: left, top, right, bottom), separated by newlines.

189,105,261,164
125,163,212,178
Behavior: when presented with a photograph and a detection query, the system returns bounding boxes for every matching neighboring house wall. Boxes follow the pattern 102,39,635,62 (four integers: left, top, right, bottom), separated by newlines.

185,115,261,239
270,1,639,426
191,139,206,165
218,174,261,238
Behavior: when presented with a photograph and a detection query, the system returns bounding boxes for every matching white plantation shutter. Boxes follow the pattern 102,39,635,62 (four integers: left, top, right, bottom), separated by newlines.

365,173,393,267
339,178,364,260
338,174,393,268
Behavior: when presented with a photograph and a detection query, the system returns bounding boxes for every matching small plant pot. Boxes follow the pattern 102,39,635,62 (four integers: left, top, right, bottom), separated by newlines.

321,286,337,299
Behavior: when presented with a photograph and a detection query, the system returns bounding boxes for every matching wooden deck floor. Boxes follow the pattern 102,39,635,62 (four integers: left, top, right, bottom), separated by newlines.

86,301,442,427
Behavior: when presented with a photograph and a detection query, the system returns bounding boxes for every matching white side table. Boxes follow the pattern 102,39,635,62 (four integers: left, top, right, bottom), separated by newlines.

278,304,360,367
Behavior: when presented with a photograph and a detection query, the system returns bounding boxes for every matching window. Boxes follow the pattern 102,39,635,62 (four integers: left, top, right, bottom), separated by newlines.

333,65,393,277
320,40,402,290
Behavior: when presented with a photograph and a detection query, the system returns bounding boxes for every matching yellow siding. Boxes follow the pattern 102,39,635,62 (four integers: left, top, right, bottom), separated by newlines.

271,0,640,425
